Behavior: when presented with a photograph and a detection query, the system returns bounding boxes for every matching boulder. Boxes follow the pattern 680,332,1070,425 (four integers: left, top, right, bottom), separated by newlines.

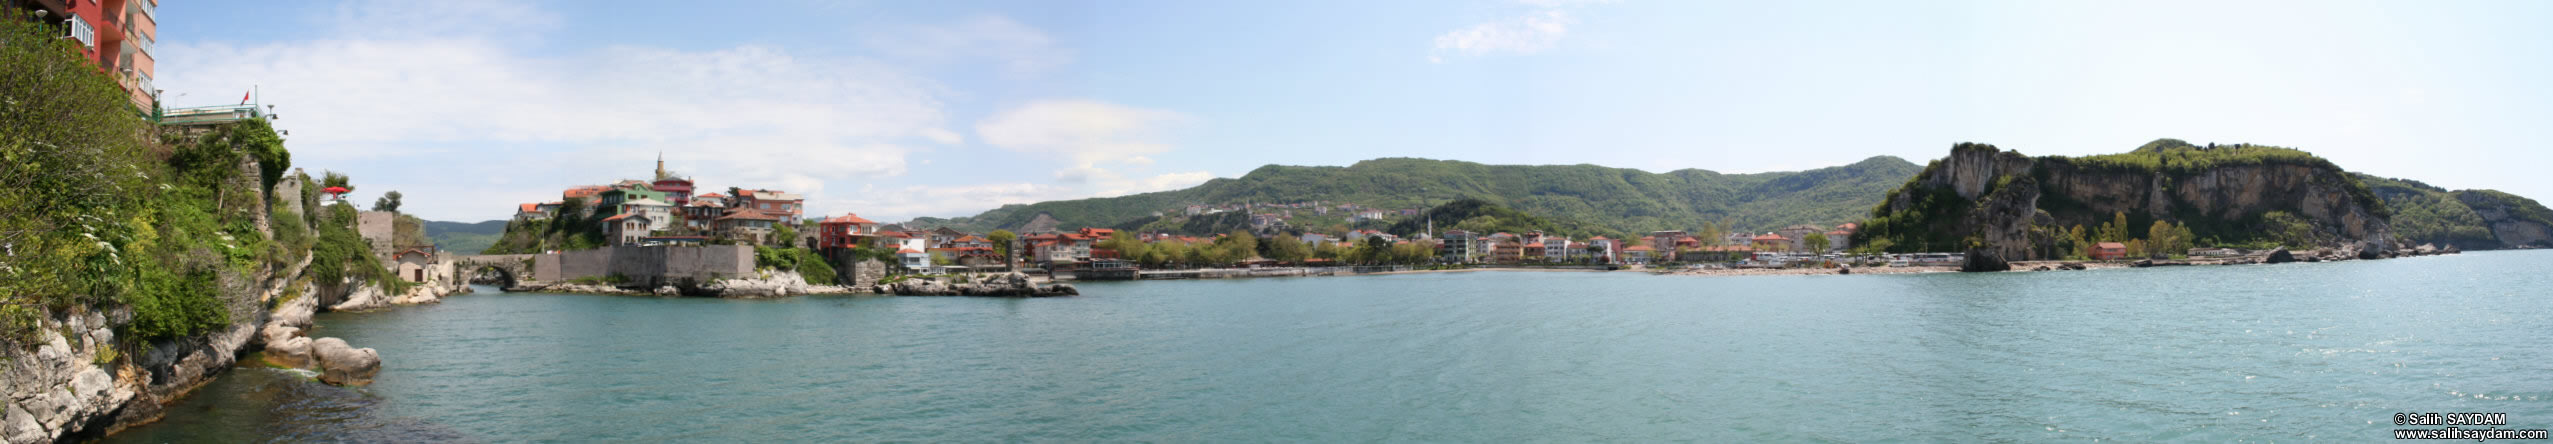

2263,248,2296,264
2060,262,2087,271
1837,266,1852,275
264,337,314,369
654,286,679,296
309,338,380,386
2131,259,2154,268
1958,247,2010,272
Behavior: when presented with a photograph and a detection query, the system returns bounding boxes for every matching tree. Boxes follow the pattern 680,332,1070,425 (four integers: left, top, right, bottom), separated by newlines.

1101,231,1148,262
2146,220,2184,258
773,223,798,247
373,190,404,213
1804,232,1831,253
2067,225,2090,259
321,171,354,194
1266,236,1311,263
987,229,1017,262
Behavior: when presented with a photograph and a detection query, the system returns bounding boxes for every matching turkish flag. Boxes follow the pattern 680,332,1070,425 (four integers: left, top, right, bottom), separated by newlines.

240,91,250,105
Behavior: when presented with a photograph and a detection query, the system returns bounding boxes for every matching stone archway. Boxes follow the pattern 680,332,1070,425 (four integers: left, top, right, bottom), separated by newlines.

452,254,537,290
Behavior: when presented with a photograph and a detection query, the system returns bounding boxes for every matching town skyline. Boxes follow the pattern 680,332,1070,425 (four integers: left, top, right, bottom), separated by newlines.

153,0,2553,222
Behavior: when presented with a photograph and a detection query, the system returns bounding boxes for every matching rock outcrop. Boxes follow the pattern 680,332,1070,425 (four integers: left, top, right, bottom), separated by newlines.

704,270,855,299
881,273,1078,297
1865,141,2399,263
1,310,136,443
309,338,381,386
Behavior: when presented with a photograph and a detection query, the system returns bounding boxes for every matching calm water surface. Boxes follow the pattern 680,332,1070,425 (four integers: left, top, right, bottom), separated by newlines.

112,251,2553,442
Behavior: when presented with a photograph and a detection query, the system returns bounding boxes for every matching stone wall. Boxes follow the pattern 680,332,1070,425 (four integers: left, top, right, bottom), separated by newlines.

356,211,397,261
848,259,887,288
536,245,753,288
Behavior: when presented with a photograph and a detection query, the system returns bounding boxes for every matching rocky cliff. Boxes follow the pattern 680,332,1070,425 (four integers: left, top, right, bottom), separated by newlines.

2356,175,2553,250
2,160,446,443
1857,140,2400,266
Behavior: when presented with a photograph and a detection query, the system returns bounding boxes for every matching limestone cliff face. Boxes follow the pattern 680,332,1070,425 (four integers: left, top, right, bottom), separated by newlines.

2461,192,2553,248
1867,142,2396,262
2034,162,2393,246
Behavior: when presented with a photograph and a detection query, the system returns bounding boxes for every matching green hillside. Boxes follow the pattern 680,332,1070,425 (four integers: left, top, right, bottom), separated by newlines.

2356,174,2553,249
424,220,509,254
910,156,1923,236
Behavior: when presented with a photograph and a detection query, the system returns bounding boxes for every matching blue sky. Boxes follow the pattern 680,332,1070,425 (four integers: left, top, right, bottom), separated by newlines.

154,0,2553,222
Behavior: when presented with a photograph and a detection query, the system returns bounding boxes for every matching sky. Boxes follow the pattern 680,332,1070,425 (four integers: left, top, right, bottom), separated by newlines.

152,0,2553,223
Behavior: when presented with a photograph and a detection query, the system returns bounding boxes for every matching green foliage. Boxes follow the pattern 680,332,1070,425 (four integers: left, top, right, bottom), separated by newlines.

753,246,839,284
421,219,508,254
320,171,352,193
373,190,403,213
1851,183,1970,253
2055,139,2387,218
2353,174,2552,249
908,157,1923,236
484,199,609,254
1386,198,1618,240
0,17,329,341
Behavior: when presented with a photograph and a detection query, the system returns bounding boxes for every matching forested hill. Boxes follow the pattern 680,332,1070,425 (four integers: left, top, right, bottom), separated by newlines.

2354,175,2553,250
905,156,1923,235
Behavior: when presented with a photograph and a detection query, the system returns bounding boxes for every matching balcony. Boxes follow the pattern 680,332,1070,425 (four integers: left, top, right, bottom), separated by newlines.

161,104,266,130
65,13,94,48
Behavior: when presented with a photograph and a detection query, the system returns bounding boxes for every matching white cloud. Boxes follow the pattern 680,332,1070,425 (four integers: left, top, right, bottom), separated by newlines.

865,16,1073,75
813,183,1084,222
1432,10,1577,61
154,2,1013,221
1119,171,1216,196
1430,1,1616,62
976,99,1191,168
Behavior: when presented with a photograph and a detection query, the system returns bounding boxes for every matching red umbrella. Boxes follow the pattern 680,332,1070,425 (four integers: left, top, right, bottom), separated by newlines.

322,186,349,194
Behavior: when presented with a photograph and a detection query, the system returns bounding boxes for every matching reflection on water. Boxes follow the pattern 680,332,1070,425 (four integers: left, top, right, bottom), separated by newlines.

109,363,471,443
106,252,2553,442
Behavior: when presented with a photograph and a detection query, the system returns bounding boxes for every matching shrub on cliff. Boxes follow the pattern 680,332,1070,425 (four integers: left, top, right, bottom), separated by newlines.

0,17,329,341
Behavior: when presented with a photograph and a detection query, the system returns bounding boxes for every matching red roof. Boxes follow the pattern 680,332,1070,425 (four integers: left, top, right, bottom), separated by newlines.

696,193,724,198
1624,245,1656,251
561,185,610,198
1752,233,1787,241
716,209,780,221
518,203,541,213
822,213,876,225
897,248,923,254
954,235,986,242
602,213,639,222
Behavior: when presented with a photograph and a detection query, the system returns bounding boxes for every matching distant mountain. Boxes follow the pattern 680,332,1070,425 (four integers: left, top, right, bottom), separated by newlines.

2355,175,2553,250
423,220,509,254
906,156,1924,237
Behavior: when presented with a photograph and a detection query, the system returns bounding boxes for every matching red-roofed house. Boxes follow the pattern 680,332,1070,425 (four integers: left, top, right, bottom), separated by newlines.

733,189,804,221
515,203,554,221
1622,245,1656,264
604,213,655,245
715,209,782,245
562,185,612,204
2092,242,2129,260
818,213,881,249
1751,233,1790,251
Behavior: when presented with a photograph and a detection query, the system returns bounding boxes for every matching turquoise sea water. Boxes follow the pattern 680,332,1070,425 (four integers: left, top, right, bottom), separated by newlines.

111,251,2553,442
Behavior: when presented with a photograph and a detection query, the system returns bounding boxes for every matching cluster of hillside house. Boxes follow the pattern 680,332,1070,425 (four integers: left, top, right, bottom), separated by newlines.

1433,223,1862,265
512,156,809,247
